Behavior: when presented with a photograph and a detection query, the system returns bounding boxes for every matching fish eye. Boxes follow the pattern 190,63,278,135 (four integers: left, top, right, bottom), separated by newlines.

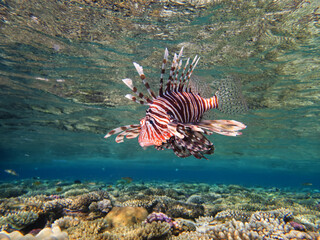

149,119,154,125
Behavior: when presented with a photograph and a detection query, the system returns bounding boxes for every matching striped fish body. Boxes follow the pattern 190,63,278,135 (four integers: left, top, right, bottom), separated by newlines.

105,47,247,159
139,92,218,147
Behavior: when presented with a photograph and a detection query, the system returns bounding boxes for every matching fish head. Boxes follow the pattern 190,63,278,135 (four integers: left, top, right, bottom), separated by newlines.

138,117,164,147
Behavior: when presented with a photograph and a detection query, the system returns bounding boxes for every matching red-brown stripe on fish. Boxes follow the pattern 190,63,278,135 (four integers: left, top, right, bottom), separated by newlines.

105,47,247,159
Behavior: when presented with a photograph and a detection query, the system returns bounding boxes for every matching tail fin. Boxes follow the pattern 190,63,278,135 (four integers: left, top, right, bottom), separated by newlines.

215,76,248,114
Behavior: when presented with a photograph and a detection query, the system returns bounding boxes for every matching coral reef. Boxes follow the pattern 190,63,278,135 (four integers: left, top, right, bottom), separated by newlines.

0,180,320,239
181,208,320,240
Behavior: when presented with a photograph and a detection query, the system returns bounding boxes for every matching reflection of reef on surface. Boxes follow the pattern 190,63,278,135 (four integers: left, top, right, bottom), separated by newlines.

1,0,319,109
0,180,319,239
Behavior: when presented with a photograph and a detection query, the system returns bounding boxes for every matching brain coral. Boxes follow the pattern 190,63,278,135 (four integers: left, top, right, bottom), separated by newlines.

105,206,148,228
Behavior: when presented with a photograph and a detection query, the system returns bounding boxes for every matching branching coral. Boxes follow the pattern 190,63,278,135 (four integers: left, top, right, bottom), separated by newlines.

165,201,204,220
66,218,109,239
0,181,320,239
193,208,320,240
63,188,90,197
0,196,46,217
42,191,111,219
214,209,251,222
124,222,172,240
118,195,204,220
0,210,39,231
116,198,158,212
52,216,81,230
109,221,172,240
67,191,110,212
43,198,73,213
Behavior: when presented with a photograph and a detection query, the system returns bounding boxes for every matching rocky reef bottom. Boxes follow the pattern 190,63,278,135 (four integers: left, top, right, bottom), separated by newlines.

0,179,319,240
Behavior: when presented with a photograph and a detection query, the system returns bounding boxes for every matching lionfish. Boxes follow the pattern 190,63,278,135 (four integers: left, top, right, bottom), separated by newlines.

105,48,247,159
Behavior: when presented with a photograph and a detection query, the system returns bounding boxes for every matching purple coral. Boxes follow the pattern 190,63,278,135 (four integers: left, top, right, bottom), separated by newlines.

289,221,306,231
145,212,179,229
48,195,62,200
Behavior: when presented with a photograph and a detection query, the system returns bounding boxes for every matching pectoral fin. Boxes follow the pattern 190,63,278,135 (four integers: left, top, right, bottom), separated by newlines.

186,119,246,137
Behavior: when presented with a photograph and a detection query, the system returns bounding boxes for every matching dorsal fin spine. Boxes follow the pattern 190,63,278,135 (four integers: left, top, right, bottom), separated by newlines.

159,48,169,96
125,94,148,105
166,52,180,92
184,55,199,91
180,57,190,91
133,62,157,99
122,78,152,104
173,47,184,85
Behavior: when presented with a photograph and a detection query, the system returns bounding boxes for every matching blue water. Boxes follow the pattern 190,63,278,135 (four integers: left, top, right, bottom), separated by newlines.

0,0,319,190
1,157,319,190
